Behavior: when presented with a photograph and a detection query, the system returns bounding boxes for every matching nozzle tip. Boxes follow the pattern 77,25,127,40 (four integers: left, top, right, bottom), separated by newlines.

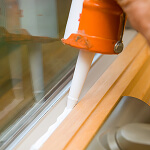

67,96,78,109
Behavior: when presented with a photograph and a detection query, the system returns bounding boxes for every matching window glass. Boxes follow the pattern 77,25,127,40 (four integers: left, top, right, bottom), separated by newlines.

0,0,78,147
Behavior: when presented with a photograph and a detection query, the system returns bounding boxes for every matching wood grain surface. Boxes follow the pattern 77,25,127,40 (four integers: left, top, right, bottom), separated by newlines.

41,34,150,150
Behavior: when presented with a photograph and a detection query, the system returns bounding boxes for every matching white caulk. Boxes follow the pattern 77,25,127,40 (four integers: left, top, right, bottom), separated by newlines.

31,0,125,149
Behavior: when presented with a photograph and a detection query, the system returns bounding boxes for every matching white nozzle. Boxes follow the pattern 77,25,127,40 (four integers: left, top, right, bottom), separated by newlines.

67,50,95,109
67,96,78,109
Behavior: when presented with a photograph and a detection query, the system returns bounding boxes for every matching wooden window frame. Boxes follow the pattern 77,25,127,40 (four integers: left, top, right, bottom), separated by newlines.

41,33,150,150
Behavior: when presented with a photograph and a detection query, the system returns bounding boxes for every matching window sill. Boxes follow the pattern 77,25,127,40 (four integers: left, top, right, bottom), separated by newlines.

14,29,138,150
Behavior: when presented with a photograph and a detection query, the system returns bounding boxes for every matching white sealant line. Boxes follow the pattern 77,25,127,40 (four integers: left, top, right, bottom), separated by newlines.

30,108,72,150
31,50,95,150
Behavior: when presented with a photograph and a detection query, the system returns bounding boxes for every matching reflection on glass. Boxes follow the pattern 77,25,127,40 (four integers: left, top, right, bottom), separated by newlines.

0,0,78,147
8,44,24,101
28,43,44,101
19,0,58,38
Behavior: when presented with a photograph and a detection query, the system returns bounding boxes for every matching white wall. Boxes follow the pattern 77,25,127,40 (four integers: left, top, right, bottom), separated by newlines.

19,0,58,38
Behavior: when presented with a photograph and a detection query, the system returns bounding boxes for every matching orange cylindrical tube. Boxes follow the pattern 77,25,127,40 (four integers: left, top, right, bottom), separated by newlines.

62,0,125,54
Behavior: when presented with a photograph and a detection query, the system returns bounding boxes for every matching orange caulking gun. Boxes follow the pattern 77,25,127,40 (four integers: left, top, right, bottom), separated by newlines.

62,0,126,109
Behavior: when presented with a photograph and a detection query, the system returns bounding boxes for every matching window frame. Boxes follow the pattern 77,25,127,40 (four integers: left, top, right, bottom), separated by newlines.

10,30,139,150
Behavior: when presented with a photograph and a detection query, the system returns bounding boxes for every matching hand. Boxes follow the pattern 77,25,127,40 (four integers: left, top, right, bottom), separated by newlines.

116,0,150,44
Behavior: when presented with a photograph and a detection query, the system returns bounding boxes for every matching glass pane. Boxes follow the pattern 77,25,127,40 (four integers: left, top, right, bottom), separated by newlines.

0,0,78,146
